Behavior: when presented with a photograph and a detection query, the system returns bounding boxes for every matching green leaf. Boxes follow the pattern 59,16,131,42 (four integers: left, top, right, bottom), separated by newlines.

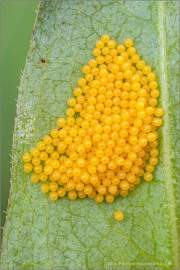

1,1,179,269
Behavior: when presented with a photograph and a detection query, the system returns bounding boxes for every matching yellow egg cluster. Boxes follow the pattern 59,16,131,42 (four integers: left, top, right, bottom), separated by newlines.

23,35,164,209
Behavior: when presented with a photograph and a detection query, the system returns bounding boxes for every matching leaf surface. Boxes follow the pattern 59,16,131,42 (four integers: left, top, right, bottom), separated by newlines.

1,1,179,269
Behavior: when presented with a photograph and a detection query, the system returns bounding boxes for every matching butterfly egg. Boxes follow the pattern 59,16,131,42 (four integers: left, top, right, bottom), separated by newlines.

22,35,164,219
114,210,124,221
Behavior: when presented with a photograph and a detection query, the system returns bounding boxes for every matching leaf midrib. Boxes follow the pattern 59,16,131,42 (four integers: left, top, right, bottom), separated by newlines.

158,2,179,268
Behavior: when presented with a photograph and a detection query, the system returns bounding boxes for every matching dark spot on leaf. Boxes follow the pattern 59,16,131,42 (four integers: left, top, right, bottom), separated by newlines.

93,4,98,9
62,21,66,25
41,59,46,63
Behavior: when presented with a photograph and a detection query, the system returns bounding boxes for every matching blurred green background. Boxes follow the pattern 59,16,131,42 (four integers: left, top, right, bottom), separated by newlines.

1,1,38,233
